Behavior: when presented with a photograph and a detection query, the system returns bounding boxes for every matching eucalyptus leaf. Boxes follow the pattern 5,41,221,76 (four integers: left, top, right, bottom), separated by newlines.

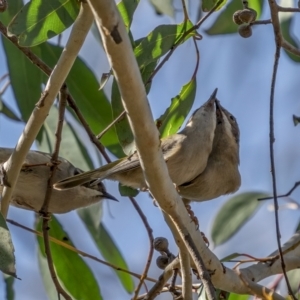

149,0,175,17
0,98,21,122
118,184,139,197
211,192,267,246
1,38,45,121
78,210,134,293
117,0,140,29
281,16,300,63
202,0,226,13
134,21,195,68
33,42,123,157
3,274,15,300
36,216,103,300
158,77,196,138
287,269,300,295
36,106,94,171
8,0,80,46
111,80,135,155
0,212,16,278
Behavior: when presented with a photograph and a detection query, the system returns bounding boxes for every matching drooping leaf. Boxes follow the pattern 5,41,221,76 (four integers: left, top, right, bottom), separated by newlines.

36,216,103,300
206,0,264,35
36,106,94,171
228,293,250,300
158,77,196,138
0,212,16,277
77,209,134,293
134,21,195,68
287,269,300,295
211,192,267,246
220,252,241,262
202,0,226,13
37,251,59,299
149,0,175,17
111,80,135,155
117,0,140,30
8,0,80,46
1,38,45,121
281,16,300,63
0,97,21,122
0,0,23,26
118,184,139,197
32,42,123,157
3,274,15,300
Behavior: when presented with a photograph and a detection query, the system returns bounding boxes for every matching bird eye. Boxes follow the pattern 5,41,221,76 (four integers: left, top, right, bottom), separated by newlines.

229,115,235,121
74,168,82,175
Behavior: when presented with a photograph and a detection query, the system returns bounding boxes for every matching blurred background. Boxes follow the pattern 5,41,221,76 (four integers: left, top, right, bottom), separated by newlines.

0,0,300,299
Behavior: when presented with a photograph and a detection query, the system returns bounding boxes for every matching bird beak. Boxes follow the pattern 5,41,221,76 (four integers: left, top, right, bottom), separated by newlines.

210,88,218,99
215,100,223,122
101,190,119,201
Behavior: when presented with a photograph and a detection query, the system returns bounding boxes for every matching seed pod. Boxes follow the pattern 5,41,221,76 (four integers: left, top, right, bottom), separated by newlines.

0,0,7,12
233,8,257,25
156,255,169,270
238,24,252,38
233,10,244,25
153,237,169,253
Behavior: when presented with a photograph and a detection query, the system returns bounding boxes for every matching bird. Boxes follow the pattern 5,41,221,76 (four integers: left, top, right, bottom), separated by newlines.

54,89,218,191
178,100,241,202
0,148,117,214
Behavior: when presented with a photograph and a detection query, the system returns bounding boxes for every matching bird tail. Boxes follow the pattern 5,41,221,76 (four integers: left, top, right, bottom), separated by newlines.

53,159,124,190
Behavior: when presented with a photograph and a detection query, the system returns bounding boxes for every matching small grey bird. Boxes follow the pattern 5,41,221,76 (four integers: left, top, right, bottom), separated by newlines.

0,148,117,214
178,100,241,202
54,89,218,191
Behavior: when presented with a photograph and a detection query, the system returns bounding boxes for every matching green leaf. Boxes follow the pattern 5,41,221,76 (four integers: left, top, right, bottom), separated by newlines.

36,106,94,171
111,80,135,155
0,98,21,122
8,0,80,47
287,269,300,295
118,184,139,197
78,210,134,293
0,0,23,26
134,21,195,68
206,0,264,35
1,38,45,121
0,212,16,277
149,0,175,18
228,293,250,300
117,0,140,29
3,274,15,300
281,16,300,63
158,77,196,138
202,0,226,13
32,42,123,157
220,252,241,262
36,216,103,300
211,192,267,246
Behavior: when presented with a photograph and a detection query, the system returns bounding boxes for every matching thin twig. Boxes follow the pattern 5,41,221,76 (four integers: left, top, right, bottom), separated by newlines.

96,110,126,140
0,73,8,83
180,0,189,21
0,80,10,94
281,40,300,57
267,0,296,296
258,181,300,201
130,196,155,300
6,218,158,284
277,5,300,12
40,86,71,300
251,19,272,26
